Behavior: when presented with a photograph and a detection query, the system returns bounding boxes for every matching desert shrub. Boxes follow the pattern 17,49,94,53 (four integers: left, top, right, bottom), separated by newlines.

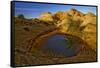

17,14,25,19
68,19,82,33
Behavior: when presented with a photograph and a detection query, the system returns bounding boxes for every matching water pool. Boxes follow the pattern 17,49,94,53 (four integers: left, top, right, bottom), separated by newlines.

42,34,81,57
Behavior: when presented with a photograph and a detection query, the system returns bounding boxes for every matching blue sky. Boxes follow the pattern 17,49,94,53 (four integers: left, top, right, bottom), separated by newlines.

14,2,97,19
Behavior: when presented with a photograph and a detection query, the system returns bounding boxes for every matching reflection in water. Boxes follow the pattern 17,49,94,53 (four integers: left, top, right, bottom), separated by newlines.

42,34,81,57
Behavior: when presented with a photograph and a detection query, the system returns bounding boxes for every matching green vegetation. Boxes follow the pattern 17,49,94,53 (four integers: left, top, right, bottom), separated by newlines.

17,14,25,19
32,24,45,29
64,37,76,48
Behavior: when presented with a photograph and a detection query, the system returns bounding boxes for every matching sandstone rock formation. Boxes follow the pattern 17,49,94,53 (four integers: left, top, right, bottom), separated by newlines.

39,12,54,22
38,8,97,51
81,12,96,51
